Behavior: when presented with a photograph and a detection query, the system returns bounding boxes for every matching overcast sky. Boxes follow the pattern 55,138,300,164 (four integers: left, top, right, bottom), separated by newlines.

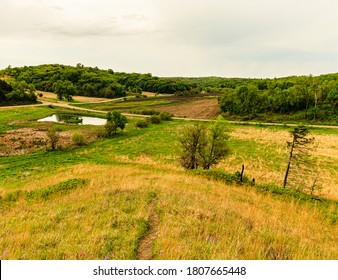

1,0,338,78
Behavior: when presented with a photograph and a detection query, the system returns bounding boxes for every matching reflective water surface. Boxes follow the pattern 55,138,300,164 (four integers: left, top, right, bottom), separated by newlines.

38,114,106,126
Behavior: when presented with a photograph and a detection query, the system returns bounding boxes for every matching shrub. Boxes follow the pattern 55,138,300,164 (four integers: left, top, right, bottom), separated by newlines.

104,121,118,137
135,120,149,128
97,128,106,138
130,109,159,115
46,127,60,150
159,112,173,121
71,132,85,146
104,111,128,137
148,115,161,124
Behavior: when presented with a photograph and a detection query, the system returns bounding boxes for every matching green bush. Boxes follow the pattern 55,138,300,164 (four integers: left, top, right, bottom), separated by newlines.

159,112,173,121
135,120,149,128
97,128,106,139
71,132,85,146
105,111,127,137
148,115,161,124
130,109,159,115
46,127,60,150
104,121,118,137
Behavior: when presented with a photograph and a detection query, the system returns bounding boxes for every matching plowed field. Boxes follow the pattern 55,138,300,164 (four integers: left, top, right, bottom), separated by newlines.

157,98,221,119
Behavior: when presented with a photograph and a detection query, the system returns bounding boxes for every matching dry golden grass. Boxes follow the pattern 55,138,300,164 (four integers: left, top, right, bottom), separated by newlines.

1,163,337,260
37,91,109,103
313,134,338,160
1,165,157,259
229,126,290,146
141,91,167,97
152,173,338,259
224,126,338,200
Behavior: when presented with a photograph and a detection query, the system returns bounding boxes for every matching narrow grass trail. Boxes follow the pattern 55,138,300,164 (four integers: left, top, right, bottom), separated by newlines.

137,196,159,260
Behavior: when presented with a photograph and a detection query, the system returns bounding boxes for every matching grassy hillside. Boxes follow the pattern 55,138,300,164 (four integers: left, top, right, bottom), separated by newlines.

0,106,337,260
1,162,337,260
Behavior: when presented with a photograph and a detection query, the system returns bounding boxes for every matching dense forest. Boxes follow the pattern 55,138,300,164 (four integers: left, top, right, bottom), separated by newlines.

219,75,338,121
1,64,192,99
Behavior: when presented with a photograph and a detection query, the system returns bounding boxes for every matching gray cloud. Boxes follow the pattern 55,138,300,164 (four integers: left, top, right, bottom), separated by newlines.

35,14,154,38
1,0,338,77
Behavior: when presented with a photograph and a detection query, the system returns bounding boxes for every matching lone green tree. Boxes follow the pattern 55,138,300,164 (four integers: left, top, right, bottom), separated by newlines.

105,111,127,137
178,121,230,170
178,123,206,169
283,126,315,189
198,121,230,169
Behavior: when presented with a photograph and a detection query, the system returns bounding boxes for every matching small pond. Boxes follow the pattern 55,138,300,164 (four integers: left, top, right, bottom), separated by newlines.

38,114,107,126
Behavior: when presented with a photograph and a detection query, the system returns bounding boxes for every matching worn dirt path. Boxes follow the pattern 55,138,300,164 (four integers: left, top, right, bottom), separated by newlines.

137,198,159,260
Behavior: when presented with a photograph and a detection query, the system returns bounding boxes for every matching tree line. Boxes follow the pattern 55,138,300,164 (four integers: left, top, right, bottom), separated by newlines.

175,74,338,122
217,75,338,121
2,64,338,121
1,64,193,100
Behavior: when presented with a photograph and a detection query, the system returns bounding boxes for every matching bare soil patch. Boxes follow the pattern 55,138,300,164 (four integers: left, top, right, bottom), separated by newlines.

0,127,99,155
37,91,109,103
157,98,221,119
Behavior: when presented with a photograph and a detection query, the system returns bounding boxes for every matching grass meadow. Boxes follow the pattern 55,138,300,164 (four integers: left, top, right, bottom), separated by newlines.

0,106,337,259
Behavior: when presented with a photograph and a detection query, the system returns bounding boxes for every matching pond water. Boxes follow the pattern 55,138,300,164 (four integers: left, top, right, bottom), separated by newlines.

38,114,107,126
